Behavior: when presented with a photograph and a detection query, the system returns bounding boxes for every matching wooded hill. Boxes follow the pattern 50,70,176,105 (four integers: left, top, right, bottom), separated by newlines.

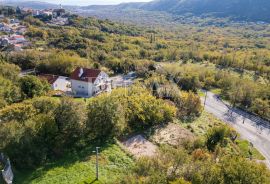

83,0,270,23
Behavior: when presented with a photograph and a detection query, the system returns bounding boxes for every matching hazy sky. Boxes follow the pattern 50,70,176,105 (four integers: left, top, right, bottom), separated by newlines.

32,0,152,6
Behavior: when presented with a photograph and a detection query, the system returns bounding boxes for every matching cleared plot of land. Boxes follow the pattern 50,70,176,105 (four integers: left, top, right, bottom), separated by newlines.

15,144,134,184
151,123,195,146
122,135,157,158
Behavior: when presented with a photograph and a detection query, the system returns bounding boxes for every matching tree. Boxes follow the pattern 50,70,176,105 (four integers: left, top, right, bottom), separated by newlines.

0,62,20,81
37,52,89,76
86,86,176,140
206,126,231,152
251,98,270,119
127,86,176,130
0,77,22,107
221,156,270,184
86,93,127,140
19,75,50,98
175,91,202,120
7,50,42,70
54,98,86,146
175,75,201,93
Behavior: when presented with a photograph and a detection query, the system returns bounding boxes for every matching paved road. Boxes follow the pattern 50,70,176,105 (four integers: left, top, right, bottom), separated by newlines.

202,91,270,169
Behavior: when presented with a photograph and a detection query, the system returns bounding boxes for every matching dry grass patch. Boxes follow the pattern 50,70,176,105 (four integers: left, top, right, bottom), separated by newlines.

151,123,195,146
122,135,157,158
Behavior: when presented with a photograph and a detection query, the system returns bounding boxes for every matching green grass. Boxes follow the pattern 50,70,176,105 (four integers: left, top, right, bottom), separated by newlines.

15,144,134,184
210,88,222,95
35,41,47,45
236,140,265,160
198,90,205,97
181,111,223,136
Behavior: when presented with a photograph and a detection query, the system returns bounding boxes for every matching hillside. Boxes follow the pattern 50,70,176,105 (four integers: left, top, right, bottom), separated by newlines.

1,4,270,184
3,0,77,10
145,0,270,22
6,0,270,22
83,0,270,22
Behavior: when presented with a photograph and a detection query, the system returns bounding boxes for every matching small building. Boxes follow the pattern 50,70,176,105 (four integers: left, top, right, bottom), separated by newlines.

53,9,65,18
20,7,33,15
9,35,26,43
13,44,23,51
15,26,27,35
0,37,9,47
32,10,40,17
9,19,20,24
0,23,12,33
39,74,71,92
41,10,53,17
70,67,112,97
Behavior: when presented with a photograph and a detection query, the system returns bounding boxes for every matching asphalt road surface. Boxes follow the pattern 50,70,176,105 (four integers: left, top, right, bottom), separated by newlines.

202,91,270,169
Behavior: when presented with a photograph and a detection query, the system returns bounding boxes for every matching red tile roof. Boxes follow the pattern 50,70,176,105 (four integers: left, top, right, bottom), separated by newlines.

70,67,101,83
11,35,24,39
39,74,59,84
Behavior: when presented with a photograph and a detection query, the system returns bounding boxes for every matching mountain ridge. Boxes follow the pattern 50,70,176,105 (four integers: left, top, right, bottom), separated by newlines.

3,0,270,22
84,0,270,22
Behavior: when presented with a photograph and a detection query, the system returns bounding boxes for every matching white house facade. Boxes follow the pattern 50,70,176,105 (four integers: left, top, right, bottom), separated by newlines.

39,74,71,92
70,67,112,97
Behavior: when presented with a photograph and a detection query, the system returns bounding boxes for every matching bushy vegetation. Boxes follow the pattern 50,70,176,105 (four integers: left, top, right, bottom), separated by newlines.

122,146,270,184
0,86,176,168
0,61,50,108
2,14,266,119
159,63,270,120
1,9,270,183
87,86,176,140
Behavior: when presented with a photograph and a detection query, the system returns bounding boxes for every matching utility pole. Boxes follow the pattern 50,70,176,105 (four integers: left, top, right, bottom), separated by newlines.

93,147,100,180
204,90,208,109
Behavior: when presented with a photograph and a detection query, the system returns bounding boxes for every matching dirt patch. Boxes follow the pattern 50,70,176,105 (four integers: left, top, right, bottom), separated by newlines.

151,123,195,146
122,135,157,158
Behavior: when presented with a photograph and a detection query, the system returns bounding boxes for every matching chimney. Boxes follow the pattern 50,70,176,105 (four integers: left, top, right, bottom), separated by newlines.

78,68,84,78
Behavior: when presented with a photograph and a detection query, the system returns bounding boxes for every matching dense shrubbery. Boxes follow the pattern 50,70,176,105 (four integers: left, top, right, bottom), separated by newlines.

0,61,50,107
160,63,270,120
19,75,50,98
0,11,269,182
119,124,268,183
87,86,176,140
2,16,268,121
0,86,175,168
121,145,270,184
145,74,203,120
37,51,90,75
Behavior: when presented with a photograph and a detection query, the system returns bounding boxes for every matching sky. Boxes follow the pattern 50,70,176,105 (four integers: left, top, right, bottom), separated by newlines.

29,0,152,6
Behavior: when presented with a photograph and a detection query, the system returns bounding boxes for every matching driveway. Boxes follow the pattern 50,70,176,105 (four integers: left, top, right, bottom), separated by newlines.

110,75,134,88
202,90,270,169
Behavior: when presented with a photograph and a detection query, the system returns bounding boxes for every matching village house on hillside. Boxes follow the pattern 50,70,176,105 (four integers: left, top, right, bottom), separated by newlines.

0,34,30,51
39,74,71,92
0,18,29,51
53,8,65,18
70,67,112,97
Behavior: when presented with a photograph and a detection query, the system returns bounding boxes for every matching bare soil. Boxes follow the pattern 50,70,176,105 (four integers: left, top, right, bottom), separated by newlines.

122,135,157,158
151,123,195,146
